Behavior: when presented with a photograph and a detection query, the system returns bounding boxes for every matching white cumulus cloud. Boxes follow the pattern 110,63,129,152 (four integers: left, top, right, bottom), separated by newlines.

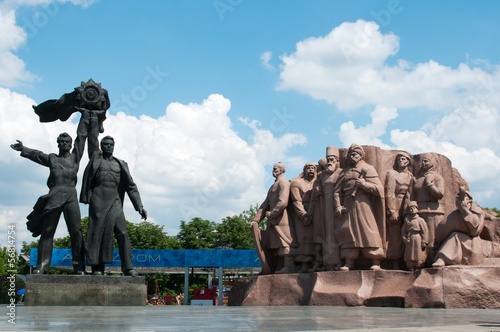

339,105,397,149
277,19,500,112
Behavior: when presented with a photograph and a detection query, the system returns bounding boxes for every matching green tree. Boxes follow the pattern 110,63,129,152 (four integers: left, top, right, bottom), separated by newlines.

50,217,182,250
127,221,182,249
214,205,257,249
0,246,9,276
17,241,38,275
177,217,217,249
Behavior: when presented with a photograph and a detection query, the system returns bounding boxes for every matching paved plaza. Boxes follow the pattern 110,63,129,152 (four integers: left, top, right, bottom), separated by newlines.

2,306,500,331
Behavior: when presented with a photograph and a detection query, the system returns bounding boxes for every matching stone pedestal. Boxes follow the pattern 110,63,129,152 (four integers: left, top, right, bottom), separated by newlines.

25,275,146,306
229,258,500,308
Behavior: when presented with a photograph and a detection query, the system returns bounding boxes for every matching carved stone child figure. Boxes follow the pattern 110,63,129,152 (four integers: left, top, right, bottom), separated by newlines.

401,201,428,271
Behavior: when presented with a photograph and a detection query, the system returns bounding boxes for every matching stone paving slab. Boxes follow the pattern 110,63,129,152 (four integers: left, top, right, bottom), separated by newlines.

2,306,500,331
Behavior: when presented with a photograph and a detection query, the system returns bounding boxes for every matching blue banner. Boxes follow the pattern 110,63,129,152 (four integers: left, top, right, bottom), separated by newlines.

30,249,261,268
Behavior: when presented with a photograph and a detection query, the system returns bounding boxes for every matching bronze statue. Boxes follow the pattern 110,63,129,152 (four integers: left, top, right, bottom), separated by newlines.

80,112,147,276
10,111,89,274
334,144,386,271
251,162,293,274
33,78,109,133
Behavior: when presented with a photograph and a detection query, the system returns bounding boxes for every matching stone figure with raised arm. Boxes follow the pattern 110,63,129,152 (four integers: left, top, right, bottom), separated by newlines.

308,146,343,271
401,201,428,270
385,151,413,269
411,152,445,264
250,162,293,274
334,144,386,271
80,111,147,276
289,162,317,273
10,110,90,275
432,187,485,267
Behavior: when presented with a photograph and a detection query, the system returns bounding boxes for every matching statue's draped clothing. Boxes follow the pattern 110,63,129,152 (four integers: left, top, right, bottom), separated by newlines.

385,169,412,261
290,176,314,257
334,160,386,250
256,174,291,249
80,151,143,265
402,215,428,263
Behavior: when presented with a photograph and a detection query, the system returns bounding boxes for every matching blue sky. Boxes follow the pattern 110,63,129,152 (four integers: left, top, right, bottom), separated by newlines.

1,0,500,246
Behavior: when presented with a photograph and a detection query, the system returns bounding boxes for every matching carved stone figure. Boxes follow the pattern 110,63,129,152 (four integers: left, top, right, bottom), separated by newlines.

432,187,485,267
80,114,147,276
411,153,445,263
289,162,317,273
401,201,428,270
250,162,293,274
385,152,413,269
334,144,386,271
306,158,326,271
10,111,89,274
309,147,342,271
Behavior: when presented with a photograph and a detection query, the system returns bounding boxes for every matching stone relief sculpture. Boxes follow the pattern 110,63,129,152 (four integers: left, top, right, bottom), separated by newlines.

249,144,495,276
80,112,147,277
333,144,386,271
289,163,317,273
251,162,293,274
411,153,445,263
401,201,428,270
10,111,88,275
385,152,413,269
308,147,342,271
432,187,485,267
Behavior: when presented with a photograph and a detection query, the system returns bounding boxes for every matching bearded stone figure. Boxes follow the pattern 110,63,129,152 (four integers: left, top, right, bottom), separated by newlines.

334,144,386,271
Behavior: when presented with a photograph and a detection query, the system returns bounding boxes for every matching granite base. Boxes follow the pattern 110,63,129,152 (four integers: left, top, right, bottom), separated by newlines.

25,274,146,306
229,259,500,308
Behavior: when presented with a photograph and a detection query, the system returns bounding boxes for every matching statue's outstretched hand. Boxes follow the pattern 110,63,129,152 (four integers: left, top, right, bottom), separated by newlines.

139,209,148,220
10,140,23,151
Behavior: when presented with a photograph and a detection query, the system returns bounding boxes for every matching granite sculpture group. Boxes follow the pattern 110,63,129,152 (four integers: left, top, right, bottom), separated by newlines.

11,79,146,276
251,144,487,274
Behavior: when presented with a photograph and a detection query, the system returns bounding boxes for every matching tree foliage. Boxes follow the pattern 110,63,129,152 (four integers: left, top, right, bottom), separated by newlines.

176,217,217,249
214,205,257,249
127,221,182,249
0,246,9,276
47,217,182,250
